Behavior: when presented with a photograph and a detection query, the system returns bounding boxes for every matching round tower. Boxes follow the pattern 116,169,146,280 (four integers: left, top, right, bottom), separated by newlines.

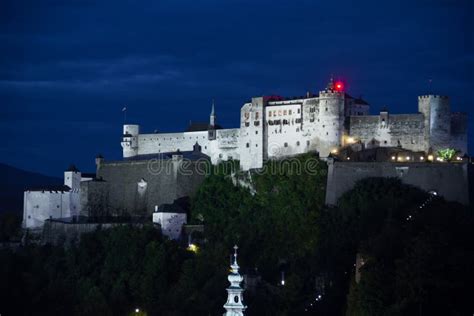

121,124,140,158
318,80,345,156
418,95,451,153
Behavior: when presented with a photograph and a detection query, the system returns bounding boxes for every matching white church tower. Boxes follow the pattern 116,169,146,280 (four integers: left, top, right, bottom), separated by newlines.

223,245,246,316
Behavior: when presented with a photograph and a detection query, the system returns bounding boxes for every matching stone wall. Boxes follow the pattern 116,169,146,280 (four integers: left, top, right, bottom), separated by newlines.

80,180,109,217
325,160,470,206
349,113,425,151
23,190,80,229
92,158,207,216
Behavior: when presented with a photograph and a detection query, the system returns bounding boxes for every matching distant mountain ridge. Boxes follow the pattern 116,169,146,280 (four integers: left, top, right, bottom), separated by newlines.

0,163,62,214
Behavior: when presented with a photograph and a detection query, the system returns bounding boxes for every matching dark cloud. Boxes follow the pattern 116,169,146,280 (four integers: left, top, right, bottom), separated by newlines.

1,0,472,175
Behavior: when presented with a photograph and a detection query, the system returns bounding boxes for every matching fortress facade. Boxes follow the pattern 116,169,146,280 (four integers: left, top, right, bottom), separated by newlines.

23,78,470,231
121,79,468,170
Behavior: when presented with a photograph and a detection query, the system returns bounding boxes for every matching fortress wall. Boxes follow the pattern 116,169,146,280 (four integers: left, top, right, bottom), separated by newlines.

137,129,241,163
325,161,470,206
138,131,209,155
349,114,425,151
95,159,206,216
80,181,109,217
216,128,240,148
23,191,73,229
205,128,241,163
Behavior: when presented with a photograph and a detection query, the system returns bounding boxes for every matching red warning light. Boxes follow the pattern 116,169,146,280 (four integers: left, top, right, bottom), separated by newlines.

334,81,344,91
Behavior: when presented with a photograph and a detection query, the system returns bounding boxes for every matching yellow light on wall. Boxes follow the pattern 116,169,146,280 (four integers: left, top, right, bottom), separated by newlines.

397,156,403,162
406,156,410,160
347,137,355,144
427,155,434,161
420,156,424,161
187,243,199,253
331,149,338,154
391,156,396,160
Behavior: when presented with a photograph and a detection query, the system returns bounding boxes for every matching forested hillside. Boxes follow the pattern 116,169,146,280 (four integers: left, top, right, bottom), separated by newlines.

1,155,472,315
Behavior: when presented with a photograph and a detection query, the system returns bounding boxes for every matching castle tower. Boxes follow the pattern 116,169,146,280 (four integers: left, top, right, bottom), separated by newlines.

239,97,265,170
121,124,140,158
64,164,81,190
64,164,81,218
223,245,246,316
318,79,345,156
418,95,451,153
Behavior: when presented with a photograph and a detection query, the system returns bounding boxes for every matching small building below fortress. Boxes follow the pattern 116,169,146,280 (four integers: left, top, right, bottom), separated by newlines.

24,145,209,229
121,78,468,171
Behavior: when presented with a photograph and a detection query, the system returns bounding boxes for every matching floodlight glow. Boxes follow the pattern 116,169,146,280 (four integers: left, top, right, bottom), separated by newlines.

187,243,199,253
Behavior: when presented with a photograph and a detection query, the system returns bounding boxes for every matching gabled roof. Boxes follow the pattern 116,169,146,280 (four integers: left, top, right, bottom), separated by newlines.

186,122,223,132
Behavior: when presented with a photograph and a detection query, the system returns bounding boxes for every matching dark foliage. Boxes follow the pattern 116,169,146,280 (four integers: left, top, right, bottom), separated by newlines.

1,159,473,315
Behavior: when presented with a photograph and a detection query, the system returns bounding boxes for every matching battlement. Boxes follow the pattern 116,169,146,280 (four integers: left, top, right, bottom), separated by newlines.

418,95,449,99
319,90,344,98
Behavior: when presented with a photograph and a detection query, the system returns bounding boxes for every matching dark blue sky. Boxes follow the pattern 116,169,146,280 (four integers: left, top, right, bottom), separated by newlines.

1,0,473,176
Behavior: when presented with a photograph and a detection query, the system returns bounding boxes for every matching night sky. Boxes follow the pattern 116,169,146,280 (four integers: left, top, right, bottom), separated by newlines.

1,0,473,176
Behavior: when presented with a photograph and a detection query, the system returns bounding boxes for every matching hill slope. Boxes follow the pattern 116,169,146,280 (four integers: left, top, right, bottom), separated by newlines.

0,163,62,214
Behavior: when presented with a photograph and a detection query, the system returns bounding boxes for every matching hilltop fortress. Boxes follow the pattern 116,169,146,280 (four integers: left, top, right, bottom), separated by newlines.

121,79,467,170
23,78,470,234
